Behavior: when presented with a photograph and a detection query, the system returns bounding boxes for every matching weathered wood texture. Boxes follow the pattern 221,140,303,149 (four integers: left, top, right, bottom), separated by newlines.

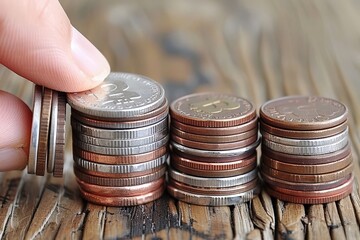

0,0,360,239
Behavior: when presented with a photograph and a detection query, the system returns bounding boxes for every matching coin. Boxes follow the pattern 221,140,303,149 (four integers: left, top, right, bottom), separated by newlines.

76,177,165,197
260,120,347,139
262,137,347,155
67,72,165,118
73,135,169,155
71,116,168,139
260,96,348,130
36,87,53,176
171,134,257,151
260,162,353,183
171,137,260,158
261,144,351,164
260,127,348,147
167,185,260,206
171,117,257,136
79,184,165,206
73,146,168,164
171,126,257,143
168,178,258,196
28,85,42,174
74,165,166,186
170,93,256,127
261,153,352,174
168,167,258,188
71,100,168,129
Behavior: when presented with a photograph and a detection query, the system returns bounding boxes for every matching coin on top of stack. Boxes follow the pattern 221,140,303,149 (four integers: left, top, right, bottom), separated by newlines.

168,93,260,206
28,86,66,177
67,72,169,206
259,96,353,204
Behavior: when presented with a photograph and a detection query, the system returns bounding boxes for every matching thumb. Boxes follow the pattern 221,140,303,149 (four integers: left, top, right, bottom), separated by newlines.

0,0,110,92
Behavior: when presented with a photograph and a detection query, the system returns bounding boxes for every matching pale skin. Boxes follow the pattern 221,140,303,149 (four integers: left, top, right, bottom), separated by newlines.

0,0,110,171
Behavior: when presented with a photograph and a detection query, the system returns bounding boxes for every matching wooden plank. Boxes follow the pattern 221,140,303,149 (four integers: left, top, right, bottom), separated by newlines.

233,203,254,239
307,205,331,240
82,203,106,240
325,202,346,240
337,196,360,239
251,192,275,240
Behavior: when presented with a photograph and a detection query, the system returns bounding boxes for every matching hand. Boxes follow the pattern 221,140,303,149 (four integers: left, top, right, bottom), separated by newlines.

0,0,110,171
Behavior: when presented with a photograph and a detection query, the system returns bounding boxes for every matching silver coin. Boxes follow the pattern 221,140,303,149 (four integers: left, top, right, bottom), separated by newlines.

71,117,168,139
47,91,58,173
28,85,42,174
74,154,168,173
75,128,168,147
67,72,165,118
261,127,348,147
73,135,169,155
168,167,258,188
170,137,260,157
167,185,260,206
262,137,348,155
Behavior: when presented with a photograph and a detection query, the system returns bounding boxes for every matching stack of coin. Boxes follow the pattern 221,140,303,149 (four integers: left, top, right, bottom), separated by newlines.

168,93,261,206
28,86,66,177
259,96,354,204
67,72,169,206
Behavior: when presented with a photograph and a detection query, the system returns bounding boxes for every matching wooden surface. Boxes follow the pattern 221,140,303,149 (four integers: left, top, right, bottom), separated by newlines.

1,0,360,239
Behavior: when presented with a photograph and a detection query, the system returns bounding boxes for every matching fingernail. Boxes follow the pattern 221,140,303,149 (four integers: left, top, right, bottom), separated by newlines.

0,148,27,171
71,27,110,82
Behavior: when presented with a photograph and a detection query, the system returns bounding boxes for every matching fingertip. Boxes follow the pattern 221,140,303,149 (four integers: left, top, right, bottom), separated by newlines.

0,148,27,171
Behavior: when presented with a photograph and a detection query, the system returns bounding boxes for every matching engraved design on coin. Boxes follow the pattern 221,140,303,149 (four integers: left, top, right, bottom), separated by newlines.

190,98,241,114
67,72,165,118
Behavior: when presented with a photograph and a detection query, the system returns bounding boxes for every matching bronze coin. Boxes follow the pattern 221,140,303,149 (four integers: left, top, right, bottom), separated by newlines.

75,164,165,178
76,177,165,197
260,96,348,130
260,162,353,183
261,144,351,164
171,126,258,143
264,179,353,204
71,101,168,129
261,153,352,174
171,134,257,150
79,184,165,206
53,92,66,177
36,87,53,176
73,146,168,164
171,117,258,136
171,152,257,171
171,147,255,163
171,158,256,178
73,165,166,187
168,177,258,196
260,120,348,139
170,93,256,127
260,171,352,191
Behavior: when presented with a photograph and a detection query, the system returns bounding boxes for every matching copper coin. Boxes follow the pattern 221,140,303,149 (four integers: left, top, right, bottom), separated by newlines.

170,93,256,127
264,180,353,204
260,162,353,183
260,120,348,139
260,96,348,130
171,147,254,163
73,165,166,186
261,144,351,164
266,174,353,197
171,158,256,177
261,153,352,174
168,178,258,196
36,87,53,176
53,92,67,177
75,164,166,178
76,177,165,197
71,98,169,122
171,126,258,143
171,152,257,171
171,134,257,150
79,184,165,206
260,171,352,191
171,117,258,136
73,146,168,164
71,102,168,129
